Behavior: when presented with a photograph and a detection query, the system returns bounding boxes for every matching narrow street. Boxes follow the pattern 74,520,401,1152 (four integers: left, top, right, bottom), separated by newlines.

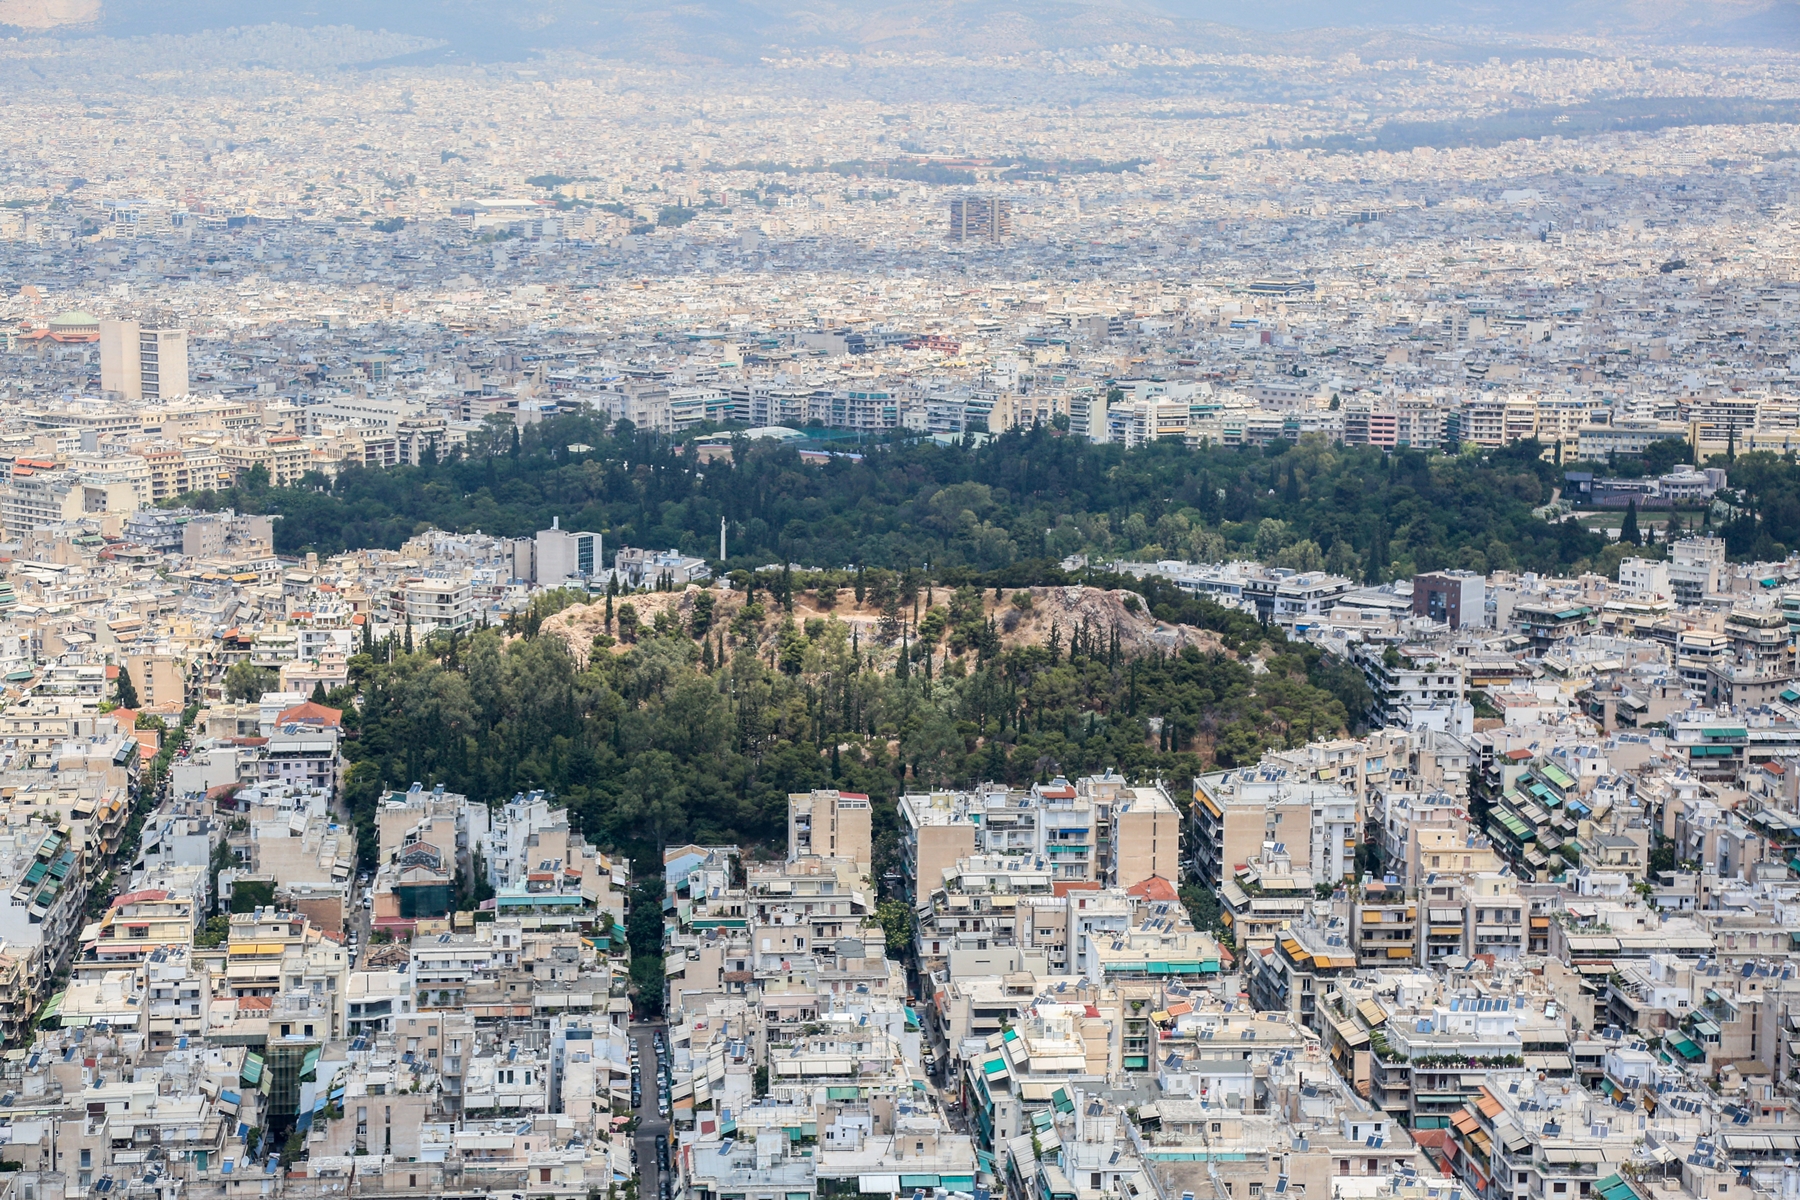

632,1020,669,1199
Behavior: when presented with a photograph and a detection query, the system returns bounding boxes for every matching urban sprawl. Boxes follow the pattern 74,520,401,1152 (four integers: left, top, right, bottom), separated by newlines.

0,24,1796,1200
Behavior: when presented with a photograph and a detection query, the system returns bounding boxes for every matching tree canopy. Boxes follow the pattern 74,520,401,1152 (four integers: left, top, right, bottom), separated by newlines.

174,416,1610,579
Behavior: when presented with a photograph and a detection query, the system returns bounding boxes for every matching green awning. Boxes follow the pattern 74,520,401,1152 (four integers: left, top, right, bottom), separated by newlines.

1666,1034,1703,1062
1541,763,1575,789
1781,690,1799,703
242,1053,264,1085
37,990,64,1024
982,1057,1007,1076
1596,1176,1639,1200
1053,1087,1074,1113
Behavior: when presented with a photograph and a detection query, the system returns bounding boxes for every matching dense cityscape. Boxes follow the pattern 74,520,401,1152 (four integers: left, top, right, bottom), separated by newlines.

0,10,1797,1200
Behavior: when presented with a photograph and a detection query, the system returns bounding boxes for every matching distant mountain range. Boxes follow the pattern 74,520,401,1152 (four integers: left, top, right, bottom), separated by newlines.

2,0,1795,61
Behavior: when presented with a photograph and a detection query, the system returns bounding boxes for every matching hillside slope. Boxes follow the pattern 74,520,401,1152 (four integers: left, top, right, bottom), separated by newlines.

541,583,1225,668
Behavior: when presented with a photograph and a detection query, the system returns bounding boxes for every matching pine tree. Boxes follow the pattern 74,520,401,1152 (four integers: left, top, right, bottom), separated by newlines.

1620,499,1641,547
310,681,328,705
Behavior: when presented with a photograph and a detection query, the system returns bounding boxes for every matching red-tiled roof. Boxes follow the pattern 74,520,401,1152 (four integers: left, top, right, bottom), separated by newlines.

111,889,173,909
276,702,342,727
1125,876,1179,902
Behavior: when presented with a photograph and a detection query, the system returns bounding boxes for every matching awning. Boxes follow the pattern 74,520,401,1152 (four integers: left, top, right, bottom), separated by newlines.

1666,1034,1703,1062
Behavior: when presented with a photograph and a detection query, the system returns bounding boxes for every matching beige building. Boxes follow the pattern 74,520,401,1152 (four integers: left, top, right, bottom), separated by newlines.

131,443,232,501
121,652,187,709
1111,785,1182,886
899,791,979,903
787,788,872,876
100,319,188,401
217,437,314,487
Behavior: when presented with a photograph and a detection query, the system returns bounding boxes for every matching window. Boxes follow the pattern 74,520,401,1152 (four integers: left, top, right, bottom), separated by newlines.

1367,1160,1378,1175
541,1170,552,1183
1554,1185,1567,1195
409,1177,417,1189
1339,1162,1350,1176
81,1150,91,1168
1250,1186,1262,1197
1212,1123,1222,1133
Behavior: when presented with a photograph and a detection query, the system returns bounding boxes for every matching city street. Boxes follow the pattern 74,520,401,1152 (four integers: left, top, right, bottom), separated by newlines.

632,1020,669,1200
